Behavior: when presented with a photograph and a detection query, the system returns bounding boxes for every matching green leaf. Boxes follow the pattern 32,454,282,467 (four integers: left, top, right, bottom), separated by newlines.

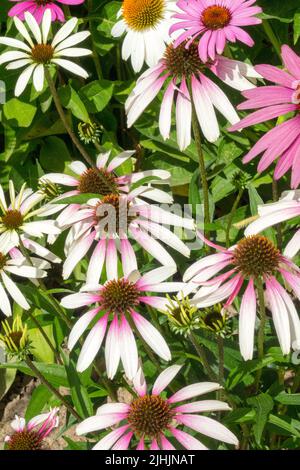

61,350,93,419
0,362,68,387
247,393,274,444
58,84,90,122
40,136,71,172
294,12,300,44
268,414,300,437
3,98,37,127
80,80,114,112
55,193,102,204
25,384,52,421
275,393,300,406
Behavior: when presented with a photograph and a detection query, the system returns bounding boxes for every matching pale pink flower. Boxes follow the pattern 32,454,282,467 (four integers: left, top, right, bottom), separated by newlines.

126,41,259,150
170,0,262,63
61,266,185,378
5,408,59,450
76,365,238,450
230,45,300,188
245,190,300,259
8,0,85,23
58,191,193,280
183,231,300,360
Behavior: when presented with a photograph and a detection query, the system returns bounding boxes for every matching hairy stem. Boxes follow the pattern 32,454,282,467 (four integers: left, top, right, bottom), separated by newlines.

225,188,244,248
272,178,282,251
262,19,281,59
188,81,210,238
25,356,81,421
188,332,217,381
27,310,62,365
255,278,266,391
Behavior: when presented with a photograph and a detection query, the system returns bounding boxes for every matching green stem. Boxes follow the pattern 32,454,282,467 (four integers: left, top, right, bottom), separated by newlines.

188,332,217,381
292,367,300,393
272,178,283,251
255,278,266,391
225,188,244,248
18,237,73,329
88,0,103,80
93,362,118,401
27,310,62,365
25,356,81,421
262,19,282,60
217,336,225,385
188,81,210,238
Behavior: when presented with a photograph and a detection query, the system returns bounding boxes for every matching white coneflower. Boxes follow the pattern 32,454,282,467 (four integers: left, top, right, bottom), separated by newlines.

111,0,178,72
0,180,60,262
0,9,92,96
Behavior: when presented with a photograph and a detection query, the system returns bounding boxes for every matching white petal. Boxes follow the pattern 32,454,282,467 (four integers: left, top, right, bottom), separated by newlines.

51,58,89,79
24,11,42,43
119,315,138,380
77,314,108,372
32,64,44,92
168,382,222,403
52,17,78,48
14,64,36,96
152,365,182,395
68,308,99,351
1,271,29,310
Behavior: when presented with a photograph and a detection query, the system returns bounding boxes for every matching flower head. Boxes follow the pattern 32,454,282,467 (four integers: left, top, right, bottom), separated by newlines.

61,266,185,378
183,231,300,360
111,0,178,72
8,0,85,23
230,45,300,188
245,190,300,259
5,408,59,450
126,41,259,150
0,9,91,96
0,316,30,358
170,0,262,63
0,181,60,259
78,121,102,144
76,365,238,450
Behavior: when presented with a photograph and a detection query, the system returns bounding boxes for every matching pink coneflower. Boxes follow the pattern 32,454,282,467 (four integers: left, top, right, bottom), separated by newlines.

230,45,300,189
76,365,238,450
5,408,59,450
183,232,300,361
126,41,259,150
40,150,173,210
245,190,300,259
8,0,85,23
61,266,184,378
170,0,262,63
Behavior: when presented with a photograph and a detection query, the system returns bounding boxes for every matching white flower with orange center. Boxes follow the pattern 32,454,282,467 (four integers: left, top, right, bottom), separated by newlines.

111,0,178,72
76,365,238,450
0,180,61,262
0,9,92,96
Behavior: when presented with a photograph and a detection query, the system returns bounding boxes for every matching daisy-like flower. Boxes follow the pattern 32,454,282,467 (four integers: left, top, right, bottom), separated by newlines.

0,246,49,317
61,266,184,378
245,190,300,259
170,0,262,63
59,191,193,280
4,408,59,450
230,45,300,189
0,9,92,97
183,231,300,361
126,41,260,150
0,181,61,261
40,149,174,208
76,365,238,450
111,0,178,72
8,0,85,23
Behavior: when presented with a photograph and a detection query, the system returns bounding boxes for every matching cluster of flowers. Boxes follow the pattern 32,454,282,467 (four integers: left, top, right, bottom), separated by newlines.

1,0,300,451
